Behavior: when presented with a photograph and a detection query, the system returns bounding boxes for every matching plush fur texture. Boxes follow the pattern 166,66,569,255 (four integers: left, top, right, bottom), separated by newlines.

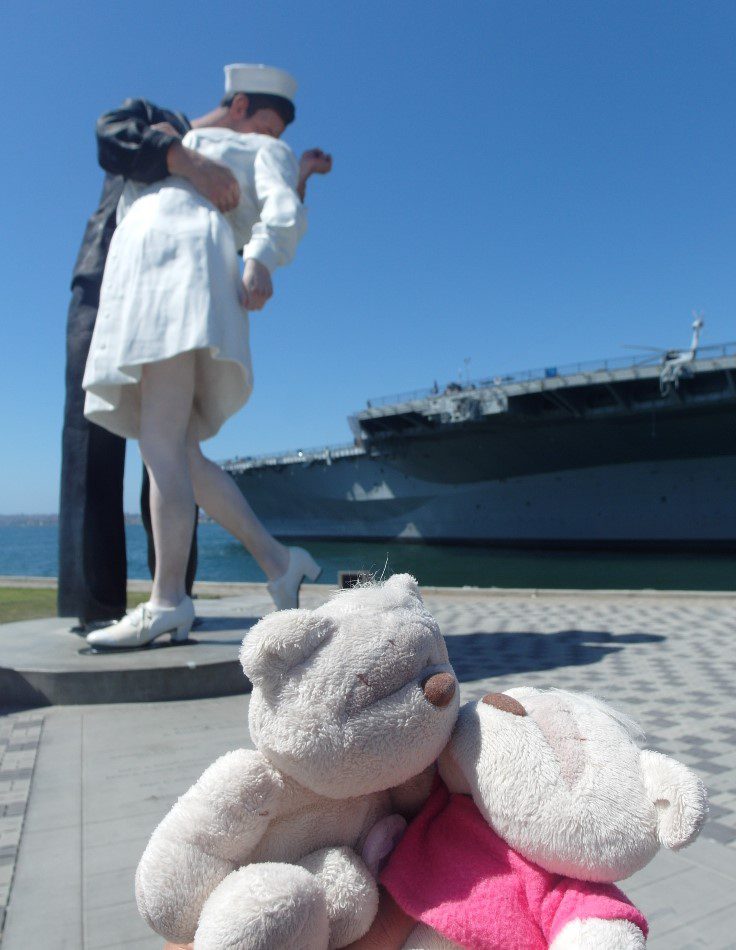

399,919,647,950
441,688,707,882
135,574,459,948
243,575,459,799
385,781,647,949
195,864,329,950
298,846,379,948
550,918,647,950
386,687,707,949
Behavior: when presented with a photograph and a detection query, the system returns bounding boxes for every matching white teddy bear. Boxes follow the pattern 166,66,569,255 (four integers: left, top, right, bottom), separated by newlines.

135,574,459,949
381,687,707,949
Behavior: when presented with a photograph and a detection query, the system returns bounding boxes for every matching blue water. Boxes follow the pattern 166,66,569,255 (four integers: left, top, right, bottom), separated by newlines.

0,523,734,590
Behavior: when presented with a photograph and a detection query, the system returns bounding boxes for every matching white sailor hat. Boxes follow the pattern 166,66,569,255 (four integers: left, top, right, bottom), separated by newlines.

224,63,297,104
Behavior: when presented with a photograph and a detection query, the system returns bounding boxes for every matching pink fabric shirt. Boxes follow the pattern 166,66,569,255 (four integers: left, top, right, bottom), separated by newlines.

381,780,648,950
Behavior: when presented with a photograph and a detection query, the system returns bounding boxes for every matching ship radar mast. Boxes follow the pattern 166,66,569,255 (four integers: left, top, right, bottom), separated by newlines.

659,313,704,395
623,314,704,395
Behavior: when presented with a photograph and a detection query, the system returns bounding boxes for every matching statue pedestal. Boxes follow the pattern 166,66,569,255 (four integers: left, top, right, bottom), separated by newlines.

0,591,275,706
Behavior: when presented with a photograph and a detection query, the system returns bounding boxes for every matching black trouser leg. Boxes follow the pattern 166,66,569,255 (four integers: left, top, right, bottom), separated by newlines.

140,467,198,597
58,288,127,623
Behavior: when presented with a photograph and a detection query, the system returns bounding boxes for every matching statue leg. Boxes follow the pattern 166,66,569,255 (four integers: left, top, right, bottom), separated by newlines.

141,465,198,598
58,287,127,624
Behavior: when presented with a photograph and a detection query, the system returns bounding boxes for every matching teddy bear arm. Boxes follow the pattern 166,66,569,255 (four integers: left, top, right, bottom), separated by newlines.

550,918,646,950
136,749,284,941
297,846,379,948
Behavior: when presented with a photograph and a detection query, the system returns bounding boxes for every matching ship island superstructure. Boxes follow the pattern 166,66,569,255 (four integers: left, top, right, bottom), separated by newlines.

224,335,736,548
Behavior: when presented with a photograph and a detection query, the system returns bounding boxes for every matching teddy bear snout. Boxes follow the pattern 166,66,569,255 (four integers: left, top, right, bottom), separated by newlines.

482,692,527,716
422,672,456,707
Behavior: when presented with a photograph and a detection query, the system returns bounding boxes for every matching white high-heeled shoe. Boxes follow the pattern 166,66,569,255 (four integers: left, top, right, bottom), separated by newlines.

86,596,195,649
267,547,322,610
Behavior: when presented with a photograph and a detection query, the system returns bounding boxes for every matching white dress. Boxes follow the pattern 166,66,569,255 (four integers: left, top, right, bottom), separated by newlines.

83,128,306,441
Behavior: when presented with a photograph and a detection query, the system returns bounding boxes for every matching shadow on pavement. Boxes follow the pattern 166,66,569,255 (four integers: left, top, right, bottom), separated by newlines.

446,629,665,681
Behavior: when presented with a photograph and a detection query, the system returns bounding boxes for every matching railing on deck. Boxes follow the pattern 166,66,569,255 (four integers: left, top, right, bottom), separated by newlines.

222,441,363,472
221,342,736,469
364,342,736,410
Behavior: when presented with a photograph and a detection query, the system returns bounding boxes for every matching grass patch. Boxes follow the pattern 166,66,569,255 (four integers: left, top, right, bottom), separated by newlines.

0,587,149,624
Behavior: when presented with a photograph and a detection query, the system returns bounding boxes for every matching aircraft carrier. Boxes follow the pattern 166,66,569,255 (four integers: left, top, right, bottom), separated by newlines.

224,325,736,549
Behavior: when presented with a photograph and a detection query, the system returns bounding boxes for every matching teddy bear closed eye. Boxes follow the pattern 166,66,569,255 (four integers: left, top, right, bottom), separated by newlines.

382,687,708,950
135,574,460,949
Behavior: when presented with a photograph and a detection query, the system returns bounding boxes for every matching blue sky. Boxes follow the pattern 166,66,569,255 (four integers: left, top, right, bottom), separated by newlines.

1,0,735,513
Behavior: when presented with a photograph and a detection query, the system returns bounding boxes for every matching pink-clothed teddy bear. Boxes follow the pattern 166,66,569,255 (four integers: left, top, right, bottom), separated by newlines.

381,688,707,949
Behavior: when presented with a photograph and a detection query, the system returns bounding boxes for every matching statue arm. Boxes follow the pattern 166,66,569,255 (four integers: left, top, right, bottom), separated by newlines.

96,98,188,183
242,140,307,272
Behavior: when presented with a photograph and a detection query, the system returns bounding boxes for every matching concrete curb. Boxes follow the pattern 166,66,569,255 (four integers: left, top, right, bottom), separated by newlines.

0,660,251,708
0,608,258,708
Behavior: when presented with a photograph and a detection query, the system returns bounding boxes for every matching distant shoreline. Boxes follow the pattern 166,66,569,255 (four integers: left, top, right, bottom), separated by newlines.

0,514,218,526
0,514,142,526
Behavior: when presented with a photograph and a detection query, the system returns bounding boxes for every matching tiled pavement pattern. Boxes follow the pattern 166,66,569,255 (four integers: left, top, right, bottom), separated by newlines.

1,587,735,948
421,594,736,848
0,712,43,940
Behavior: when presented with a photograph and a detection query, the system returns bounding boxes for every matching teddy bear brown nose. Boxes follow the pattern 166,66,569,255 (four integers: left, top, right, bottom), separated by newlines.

482,692,527,716
422,672,456,707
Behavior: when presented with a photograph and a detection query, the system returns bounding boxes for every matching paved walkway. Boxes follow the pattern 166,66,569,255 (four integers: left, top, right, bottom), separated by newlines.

1,584,735,948
0,711,43,938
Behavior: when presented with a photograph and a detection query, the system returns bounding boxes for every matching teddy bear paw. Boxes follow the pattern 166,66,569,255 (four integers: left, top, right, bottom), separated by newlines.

193,863,329,950
298,846,379,947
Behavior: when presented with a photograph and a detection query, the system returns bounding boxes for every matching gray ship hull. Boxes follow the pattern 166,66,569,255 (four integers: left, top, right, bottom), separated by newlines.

226,343,736,548
232,453,736,547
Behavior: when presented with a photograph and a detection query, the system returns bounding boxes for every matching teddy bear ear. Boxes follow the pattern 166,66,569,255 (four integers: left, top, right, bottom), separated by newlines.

240,610,334,684
640,749,708,850
383,573,422,600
